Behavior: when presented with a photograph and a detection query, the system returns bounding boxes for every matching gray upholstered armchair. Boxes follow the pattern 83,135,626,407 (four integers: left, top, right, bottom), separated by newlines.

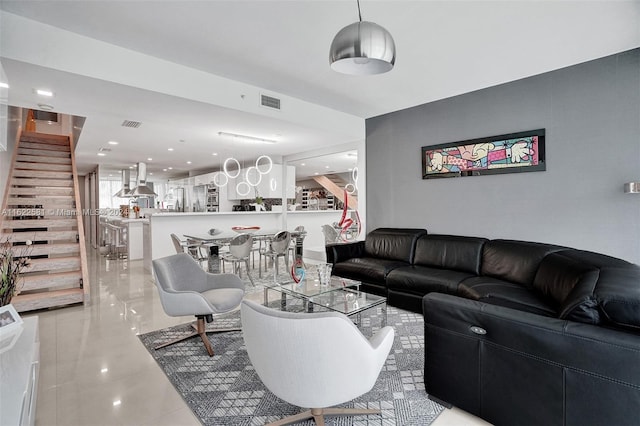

152,253,245,356
240,299,395,425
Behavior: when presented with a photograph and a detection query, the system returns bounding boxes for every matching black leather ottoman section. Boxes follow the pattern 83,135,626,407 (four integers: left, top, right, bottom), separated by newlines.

481,239,565,288
331,257,409,285
423,293,640,426
387,265,474,296
461,276,557,317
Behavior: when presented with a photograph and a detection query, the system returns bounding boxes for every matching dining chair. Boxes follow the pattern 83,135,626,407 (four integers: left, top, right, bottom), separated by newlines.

241,299,394,425
261,231,291,283
153,253,245,357
170,233,208,268
288,225,304,264
321,224,340,244
221,233,255,286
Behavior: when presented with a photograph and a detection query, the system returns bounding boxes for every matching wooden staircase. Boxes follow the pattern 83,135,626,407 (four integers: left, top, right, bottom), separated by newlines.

312,174,358,207
0,131,90,312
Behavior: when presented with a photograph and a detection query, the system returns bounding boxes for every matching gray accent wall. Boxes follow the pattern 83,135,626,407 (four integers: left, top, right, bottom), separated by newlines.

366,49,640,264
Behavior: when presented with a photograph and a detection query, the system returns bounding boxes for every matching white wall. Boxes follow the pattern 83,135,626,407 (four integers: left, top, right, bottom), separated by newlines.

366,49,640,263
0,106,21,206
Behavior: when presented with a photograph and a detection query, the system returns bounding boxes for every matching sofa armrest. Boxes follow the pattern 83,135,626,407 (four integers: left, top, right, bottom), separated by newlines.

326,241,366,264
423,293,640,426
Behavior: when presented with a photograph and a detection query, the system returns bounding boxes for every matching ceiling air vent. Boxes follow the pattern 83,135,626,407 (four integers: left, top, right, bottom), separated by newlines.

260,94,281,110
121,119,142,128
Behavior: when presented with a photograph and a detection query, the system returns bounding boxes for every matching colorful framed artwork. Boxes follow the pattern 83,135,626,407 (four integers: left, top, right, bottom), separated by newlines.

422,129,545,179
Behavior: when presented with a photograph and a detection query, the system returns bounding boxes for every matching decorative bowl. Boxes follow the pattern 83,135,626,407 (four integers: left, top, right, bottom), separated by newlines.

231,226,261,234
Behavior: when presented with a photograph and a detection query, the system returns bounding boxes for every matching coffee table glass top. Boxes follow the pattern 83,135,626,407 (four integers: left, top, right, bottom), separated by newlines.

267,276,360,299
307,287,387,317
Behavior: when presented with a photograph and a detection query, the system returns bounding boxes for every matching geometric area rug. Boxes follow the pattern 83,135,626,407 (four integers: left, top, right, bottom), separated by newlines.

138,301,445,425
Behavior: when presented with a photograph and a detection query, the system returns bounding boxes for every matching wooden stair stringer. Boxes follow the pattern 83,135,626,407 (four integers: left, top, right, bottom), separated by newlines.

311,175,358,207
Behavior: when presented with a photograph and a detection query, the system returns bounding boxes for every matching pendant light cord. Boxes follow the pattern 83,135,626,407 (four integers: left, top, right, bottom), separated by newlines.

356,0,362,22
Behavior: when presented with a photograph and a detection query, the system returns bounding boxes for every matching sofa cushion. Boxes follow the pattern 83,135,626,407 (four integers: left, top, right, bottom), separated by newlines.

481,240,564,288
460,276,557,317
332,257,409,284
387,265,475,296
363,228,427,263
414,234,487,274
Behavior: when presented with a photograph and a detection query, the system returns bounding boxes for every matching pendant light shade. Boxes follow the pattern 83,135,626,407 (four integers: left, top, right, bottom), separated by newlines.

330,20,396,75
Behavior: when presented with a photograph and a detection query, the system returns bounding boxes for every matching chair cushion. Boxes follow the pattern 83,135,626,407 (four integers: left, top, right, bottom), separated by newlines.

460,276,557,317
202,288,245,313
332,257,409,284
387,265,475,296
414,234,487,274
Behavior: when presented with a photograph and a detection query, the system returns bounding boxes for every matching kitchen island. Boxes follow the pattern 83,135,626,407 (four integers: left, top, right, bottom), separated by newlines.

145,210,353,271
100,216,149,260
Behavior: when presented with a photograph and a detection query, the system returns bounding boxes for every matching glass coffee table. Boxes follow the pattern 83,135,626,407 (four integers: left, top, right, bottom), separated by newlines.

264,276,387,327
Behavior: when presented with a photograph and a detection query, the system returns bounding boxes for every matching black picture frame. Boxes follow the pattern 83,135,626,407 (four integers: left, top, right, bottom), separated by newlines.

421,129,546,179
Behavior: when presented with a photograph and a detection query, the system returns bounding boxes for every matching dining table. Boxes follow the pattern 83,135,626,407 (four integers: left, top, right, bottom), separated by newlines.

184,228,307,274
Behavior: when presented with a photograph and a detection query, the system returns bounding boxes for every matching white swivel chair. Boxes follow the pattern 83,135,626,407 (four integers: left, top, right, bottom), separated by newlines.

261,231,291,283
152,253,245,356
240,299,395,425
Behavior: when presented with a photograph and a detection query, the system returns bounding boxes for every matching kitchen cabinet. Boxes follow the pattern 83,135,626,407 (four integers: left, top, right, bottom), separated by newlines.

227,164,295,200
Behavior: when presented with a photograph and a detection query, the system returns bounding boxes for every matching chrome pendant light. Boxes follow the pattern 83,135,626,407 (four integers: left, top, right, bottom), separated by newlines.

329,0,396,75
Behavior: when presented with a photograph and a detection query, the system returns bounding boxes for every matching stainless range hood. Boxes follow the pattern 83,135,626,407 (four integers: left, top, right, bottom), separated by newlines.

131,162,157,197
113,169,133,198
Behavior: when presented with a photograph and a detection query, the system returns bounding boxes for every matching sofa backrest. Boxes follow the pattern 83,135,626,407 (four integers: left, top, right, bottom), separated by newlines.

414,234,487,275
535,249,640,329
533,251,601,323
364,228,427,263
481,240,564,287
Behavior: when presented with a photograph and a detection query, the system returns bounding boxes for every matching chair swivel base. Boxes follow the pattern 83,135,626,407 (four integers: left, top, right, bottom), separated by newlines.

266,407,382,426
154,316,241,357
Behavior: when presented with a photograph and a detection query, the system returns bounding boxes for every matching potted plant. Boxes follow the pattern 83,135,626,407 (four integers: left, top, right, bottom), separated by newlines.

0,239,32,307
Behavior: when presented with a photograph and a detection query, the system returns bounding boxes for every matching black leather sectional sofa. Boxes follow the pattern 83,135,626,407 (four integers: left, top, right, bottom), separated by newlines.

326,228,640,426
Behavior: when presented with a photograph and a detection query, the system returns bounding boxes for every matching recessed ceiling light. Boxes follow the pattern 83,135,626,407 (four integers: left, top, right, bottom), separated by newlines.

301,163,306,166
348,168,353,171
0,82,8,89
168,148,174,151
101,368,109,374
35,89,53,97
149,172,153,176
129,166,134,169
112,400,121,407
325,165,330,169
147,158,152,161
108,141,119,145
97,152,106,156
163,169,167,172
212,153,218,156
314,172,319,175
37,103,54,111
108,174,113,177
168,167,173,170
186,161,192,165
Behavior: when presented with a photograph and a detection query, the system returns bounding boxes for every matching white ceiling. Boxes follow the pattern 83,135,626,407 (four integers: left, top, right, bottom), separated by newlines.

1,1,639,181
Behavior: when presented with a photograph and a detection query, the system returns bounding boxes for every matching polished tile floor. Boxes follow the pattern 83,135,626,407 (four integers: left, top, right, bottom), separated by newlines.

29,248,490,426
